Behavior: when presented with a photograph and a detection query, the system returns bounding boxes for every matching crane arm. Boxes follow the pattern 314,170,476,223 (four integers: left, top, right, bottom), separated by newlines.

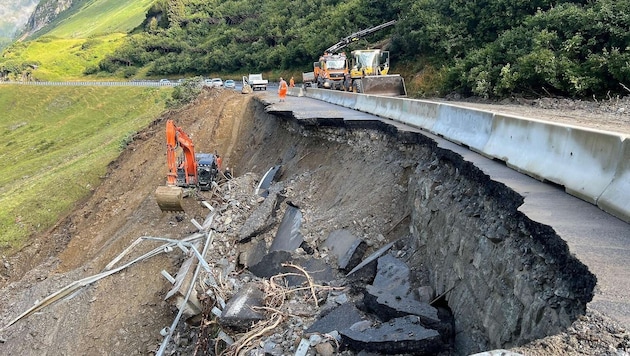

325,20,397,53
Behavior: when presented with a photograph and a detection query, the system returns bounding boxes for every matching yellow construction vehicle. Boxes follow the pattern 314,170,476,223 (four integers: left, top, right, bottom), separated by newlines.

348,49,407,96
313,20,406,96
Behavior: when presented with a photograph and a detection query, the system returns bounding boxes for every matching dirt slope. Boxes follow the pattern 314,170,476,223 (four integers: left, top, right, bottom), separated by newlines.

0,88,253,355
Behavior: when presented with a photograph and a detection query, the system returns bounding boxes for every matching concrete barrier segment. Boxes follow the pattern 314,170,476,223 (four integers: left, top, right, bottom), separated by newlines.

355,95,403,122
598,136,630,223
401,99,441,132
484,114,623,204
288,87,304,97
293,88,630,221
432,104,494,152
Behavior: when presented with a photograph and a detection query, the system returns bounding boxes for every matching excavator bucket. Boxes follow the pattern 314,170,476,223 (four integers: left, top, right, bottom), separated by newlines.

155,186,184,212
358,75,407,97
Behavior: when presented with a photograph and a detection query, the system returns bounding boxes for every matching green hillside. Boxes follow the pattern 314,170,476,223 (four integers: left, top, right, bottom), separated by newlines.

43,0,155,38
0,84,170,251
1,0,154,81
2,33,126,80
1,0,629,98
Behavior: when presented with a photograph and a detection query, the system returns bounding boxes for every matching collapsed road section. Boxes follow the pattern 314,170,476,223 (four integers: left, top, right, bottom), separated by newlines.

0,89,627,356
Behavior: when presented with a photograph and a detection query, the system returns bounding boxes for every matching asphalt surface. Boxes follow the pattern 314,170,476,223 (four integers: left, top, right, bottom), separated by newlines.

260,92,630,329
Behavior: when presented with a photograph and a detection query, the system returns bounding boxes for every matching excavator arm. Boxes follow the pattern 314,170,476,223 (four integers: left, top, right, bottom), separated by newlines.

168,120,199,186
156,119,200,212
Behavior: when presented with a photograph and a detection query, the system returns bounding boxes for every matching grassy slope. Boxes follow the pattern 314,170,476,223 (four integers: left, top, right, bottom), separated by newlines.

0,84,171,250
18,33,126,80
44,0,154,38
2,0,154,80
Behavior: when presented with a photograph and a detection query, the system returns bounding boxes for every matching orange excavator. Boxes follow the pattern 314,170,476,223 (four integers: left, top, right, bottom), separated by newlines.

154,119,220,212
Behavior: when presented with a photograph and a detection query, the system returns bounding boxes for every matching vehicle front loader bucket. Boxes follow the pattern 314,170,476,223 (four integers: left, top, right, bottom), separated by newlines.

155,185,184,212
358,75,407,97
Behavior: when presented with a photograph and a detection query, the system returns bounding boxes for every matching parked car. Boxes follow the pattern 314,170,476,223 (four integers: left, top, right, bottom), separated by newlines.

224,79,236,89
203,78,213,87
211,78,223,88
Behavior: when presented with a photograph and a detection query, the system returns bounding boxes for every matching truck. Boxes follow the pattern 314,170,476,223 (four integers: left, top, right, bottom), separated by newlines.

313,53,348,90
312,20,407,96
243,73,268,91
302,71,315,87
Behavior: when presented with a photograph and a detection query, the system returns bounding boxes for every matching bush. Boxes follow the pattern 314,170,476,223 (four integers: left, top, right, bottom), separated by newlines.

167,76,203,108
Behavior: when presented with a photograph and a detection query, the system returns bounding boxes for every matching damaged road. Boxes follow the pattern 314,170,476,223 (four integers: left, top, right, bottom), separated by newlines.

0,89,628,356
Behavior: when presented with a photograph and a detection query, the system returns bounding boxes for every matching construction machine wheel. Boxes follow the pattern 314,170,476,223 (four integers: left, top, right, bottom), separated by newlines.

155,185,185,212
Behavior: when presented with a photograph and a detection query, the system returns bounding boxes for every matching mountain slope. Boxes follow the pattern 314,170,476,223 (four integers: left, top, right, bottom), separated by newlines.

30,0,154,39
0,0,40,48
1,0,155,80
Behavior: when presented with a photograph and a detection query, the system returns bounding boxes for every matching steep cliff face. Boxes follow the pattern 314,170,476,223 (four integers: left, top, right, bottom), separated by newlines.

19,0,76,39
0,0,40,46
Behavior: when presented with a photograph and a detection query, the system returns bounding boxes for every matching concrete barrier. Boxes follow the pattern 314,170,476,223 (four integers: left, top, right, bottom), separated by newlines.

398,99,441,130
432,104,494,153
598,137,630,223
291,88,630,222
484,115,624,205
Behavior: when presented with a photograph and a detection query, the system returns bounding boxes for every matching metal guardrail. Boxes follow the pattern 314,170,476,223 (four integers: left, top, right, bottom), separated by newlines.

0,80,179,87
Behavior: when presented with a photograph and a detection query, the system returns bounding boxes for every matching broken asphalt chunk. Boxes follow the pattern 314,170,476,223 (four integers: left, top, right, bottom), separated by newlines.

269,204,303,252
340,315,443,355
285,257,335,287
364,285,440,324
372,254,412,298
248,250,292,278
219,282,265,331
322,229,367,271
305,302,365,334
238,183,283,242
346,241,396,283
255,165,282,197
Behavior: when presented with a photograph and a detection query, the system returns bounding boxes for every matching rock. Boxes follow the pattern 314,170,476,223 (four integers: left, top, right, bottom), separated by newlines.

219,282,265,330
417,286,435,304
241,84,253,94
238,184,282,242
340,315,443,355
238,239,267,268
315,342,335,356
321,229,367,271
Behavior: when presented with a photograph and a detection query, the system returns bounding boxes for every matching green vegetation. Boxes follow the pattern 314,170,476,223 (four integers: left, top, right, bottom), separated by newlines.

0,85,170,251
2,0,629,97
94,0,629,98
1,33,126,81
392,0,630,98
41,0,155,39
0,0,152,81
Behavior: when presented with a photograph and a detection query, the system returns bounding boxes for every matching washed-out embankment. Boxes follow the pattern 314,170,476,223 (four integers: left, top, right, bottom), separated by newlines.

226,96,595,354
